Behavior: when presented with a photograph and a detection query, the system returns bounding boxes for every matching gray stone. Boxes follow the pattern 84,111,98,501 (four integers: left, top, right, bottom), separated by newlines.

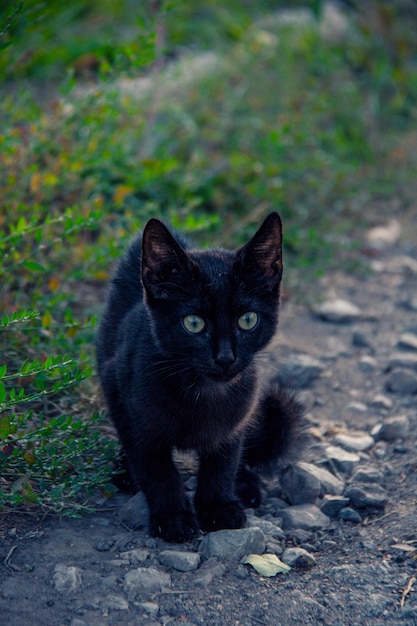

338,507,363,523
351,467,384,483
119,549,149,565
101,595,129,611
199,527,265,561
320,495,350,517
397,332,417,351
386,368,417,394
266,540,283,555
275,354,324,388
344,482,388,510
325,445,360,474
358,355,378,372
280,462,344,505
158,550,200,572
246,517,284,539
280,504,330,531
116,491,149,530
282,547,316,569
366,219,401,248
124,567,171,599
345,401,367,414
53,564,82,594
370,394,393,410
373,415,409,442
386,353,417,372
193,559,226,588
280,463,320,505
315,299,361,323
352,330,374,349
333,432,374,452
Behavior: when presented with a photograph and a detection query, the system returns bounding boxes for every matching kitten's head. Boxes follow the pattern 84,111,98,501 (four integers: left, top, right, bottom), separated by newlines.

141,213,283,383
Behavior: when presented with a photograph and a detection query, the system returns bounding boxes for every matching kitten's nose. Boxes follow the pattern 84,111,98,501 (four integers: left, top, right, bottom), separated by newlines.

215,343,235,371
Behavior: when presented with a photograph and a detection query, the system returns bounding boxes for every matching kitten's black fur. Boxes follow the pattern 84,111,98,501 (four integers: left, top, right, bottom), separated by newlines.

96,212,303,542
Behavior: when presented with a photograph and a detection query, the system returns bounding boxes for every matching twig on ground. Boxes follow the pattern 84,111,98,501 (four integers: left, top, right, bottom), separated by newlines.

4,545,17,566
400,576,416,607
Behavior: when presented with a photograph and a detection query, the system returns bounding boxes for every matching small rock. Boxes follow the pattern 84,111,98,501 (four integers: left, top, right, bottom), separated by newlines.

266,540,283,555
373,415,409,442
285,528,313,544
325,445,360,474
320,495,350,517
386,353,417,372
385,368,417,394
124,567,171,599
158,550,200,572
374,440,388,459
280,504,330,531
282,547,316,569
95,539,115,552
365,219,401,249
345,401,367,414
280,462,344,505
333,432,374,452
315,299,361,324
397,333,417,351
351,467,384,483
101,595,129,611
234,564,250,579
246,517,284,539
116,492,149,530
358,356,377,372
344,482,388,510
370,394,393,410
280,464,320,505
274,354,324,388
194,559,226,588
120,549,149,565
199,527,265,561
53,564,82,594
338,507,363,523
352,330,374,349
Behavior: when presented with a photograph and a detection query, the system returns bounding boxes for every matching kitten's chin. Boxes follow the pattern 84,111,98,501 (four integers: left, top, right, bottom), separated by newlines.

205,368,244,384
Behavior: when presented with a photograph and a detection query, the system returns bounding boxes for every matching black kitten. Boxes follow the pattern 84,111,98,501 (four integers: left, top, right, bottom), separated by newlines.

96,212,303,542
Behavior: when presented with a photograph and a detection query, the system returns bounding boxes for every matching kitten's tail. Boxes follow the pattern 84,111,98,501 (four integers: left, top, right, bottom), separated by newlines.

242,383,305,471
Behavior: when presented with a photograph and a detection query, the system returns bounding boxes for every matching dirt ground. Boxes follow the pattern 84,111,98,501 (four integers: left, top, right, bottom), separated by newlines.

1,219,416,626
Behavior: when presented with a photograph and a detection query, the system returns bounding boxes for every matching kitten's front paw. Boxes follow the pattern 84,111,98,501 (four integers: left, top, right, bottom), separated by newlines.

150,511,199,543
197,500,246,533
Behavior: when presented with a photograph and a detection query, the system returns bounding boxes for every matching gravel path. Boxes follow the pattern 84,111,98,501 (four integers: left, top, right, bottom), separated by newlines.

1,219,416,626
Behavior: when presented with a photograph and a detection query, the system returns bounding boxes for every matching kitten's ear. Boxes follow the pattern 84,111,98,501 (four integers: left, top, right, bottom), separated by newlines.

236,212,283,283
141,219,193,299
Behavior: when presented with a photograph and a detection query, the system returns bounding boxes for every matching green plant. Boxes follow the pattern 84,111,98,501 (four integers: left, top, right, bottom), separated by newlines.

0,311,118,516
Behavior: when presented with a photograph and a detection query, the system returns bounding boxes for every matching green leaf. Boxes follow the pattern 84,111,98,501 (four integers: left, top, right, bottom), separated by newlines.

0,364,6,379
0,415,11,438
244,554,291,577
23,260,47,272
0,381,6,403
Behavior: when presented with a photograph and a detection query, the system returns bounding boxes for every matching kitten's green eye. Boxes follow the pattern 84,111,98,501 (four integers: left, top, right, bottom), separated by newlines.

183,315,206,334
238,311,258,331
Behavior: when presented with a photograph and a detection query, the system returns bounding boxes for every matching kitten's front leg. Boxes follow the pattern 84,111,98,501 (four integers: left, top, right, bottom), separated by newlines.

127,442,199,543
194,439,246,532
